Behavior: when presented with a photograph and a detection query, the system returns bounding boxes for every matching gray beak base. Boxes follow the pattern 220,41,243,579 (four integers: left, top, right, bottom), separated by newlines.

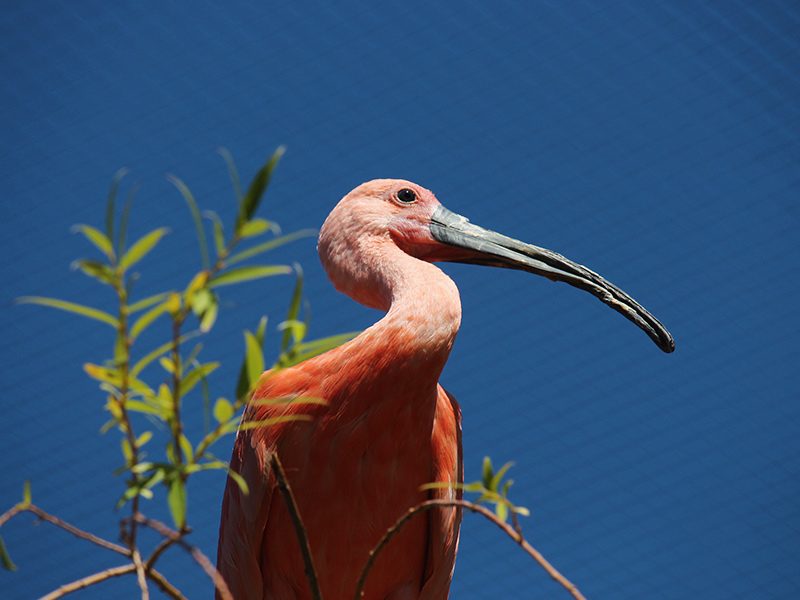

430,206,675,353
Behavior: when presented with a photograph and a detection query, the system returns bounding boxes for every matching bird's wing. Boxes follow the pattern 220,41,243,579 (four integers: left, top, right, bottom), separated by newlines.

216,409,274,600
420,385,464,599
216,368,315,600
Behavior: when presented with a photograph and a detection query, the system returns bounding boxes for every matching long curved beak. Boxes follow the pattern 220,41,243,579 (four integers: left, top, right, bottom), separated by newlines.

430,206,675,353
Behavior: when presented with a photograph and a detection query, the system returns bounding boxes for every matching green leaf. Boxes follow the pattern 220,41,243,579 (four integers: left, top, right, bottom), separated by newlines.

236,317,267,400
121,438,133,462
130,301,168,341
190,288,213,316
513,505,531,517
129,292,170,313
236,146,285,232
217,147,242,202
244,331,265,389
490,461,514,492
179,434,194,463
496,501,508,523
105,167,129,243
277,332,359,368
124,400,162,416
181,362,220,396
199,300,218,333
214,398,234,424
130,331,201,378
204,210,226,257
227,229,317,266
482,456,493,489
226,468,249,495
167,478,187,529
117,182,139,255
17,296,119,328
237,414,312,431
239,218,272,238
0,535,16,571
279,319,307,346
72,260,115,285
168,174,210,269
119,227,169,272
159,357,175,374
136,431,153,447
22,480,31,506
282,265,303,352
209,265,291,288
73,224,115,261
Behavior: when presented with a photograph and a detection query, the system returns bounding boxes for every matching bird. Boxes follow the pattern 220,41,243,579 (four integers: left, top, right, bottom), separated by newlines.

216,179,674,600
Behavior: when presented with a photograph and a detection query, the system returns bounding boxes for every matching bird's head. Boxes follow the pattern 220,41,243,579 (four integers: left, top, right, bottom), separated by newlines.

318,178,674,353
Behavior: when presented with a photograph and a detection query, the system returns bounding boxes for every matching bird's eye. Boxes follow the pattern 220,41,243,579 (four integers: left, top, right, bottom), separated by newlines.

396,188,417,204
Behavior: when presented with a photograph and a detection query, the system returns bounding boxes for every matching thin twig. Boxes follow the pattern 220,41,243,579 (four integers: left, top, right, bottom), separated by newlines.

268,452,323,600
353,499,586,600
1,504,128,556
40,564,135,600
132,513,233,600
145,537,175,571
148,569,187,600
131,548,150,600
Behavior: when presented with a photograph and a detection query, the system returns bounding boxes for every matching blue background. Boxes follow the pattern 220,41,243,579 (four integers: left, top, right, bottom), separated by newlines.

2,1,798,598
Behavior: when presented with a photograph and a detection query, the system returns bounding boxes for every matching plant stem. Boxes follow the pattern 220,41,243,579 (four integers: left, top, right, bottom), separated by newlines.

268,452,323,600
353,499,586,600
132,513,233,600
1,503,128,556
40,564,136,599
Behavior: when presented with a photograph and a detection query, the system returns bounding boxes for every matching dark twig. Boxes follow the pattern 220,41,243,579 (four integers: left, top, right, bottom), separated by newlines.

353,499,586,600
147,569,187,600
268,452,324,600
1,504,128,556
132,513,233,600
40,564,135,599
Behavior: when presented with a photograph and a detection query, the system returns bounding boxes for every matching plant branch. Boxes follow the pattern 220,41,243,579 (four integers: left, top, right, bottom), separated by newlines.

147,569,187,600
353,499,586,600
40,564,135,599
132,513,233,600
268,452,323,600
1,503,128,556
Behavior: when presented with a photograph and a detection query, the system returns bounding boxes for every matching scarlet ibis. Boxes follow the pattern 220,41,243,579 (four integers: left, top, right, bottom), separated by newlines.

217,179,673,600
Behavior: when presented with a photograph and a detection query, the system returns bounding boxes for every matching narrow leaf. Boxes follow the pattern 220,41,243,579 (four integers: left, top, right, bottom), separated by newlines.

130,331,201,378
181,362,220,396
239,218,272,238
227,229,316,266
209,265,291,288
130,301,168,341
237,415,311,431
167,478,187,529
199,300,218,333
496,501,508,523
217,147,242,202
204,210,226,257
73,224,115,260
236,146,285,232
282,265,303,352
129,292,170,314
236,317,267,400
105,167,129,243
168,175,210,269
0,535,16,571
179,434,194,463
482,456,493,489
244,332,265,388
277,332,359,368
17,296,118,328
71,260,115,285
226,468,249,495
490,461,514,492
119,228,169,272
22,481,31,506
117,182,139,255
